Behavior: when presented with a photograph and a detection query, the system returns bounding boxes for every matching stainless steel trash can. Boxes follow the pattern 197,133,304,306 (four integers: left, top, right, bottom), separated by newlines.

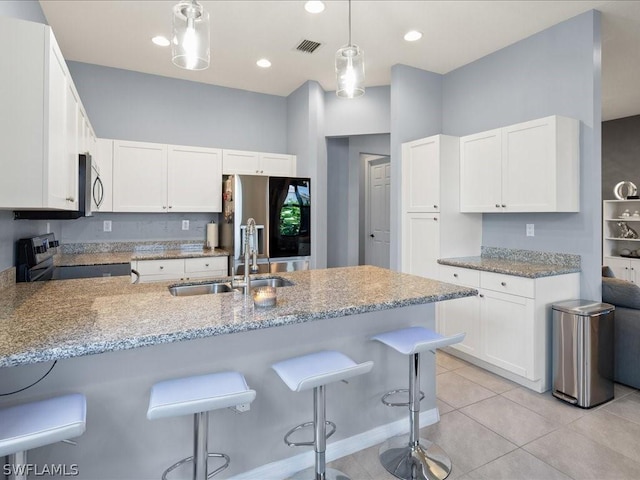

552,300,615,408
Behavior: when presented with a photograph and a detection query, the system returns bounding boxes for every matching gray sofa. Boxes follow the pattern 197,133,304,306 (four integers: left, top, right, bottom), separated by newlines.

602,266,640,389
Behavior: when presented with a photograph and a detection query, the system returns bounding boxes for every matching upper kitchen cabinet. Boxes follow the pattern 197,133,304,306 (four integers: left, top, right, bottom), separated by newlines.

460,115,580,213
0,17,80,210
167,145,222,212
112,140,222,213
222,149,296,176
92,138,114,212
402,137,441,213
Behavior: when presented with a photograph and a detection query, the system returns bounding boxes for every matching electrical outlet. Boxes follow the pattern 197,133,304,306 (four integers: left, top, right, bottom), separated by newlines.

526,224,534,237
103,220,112,232
182,220,189,231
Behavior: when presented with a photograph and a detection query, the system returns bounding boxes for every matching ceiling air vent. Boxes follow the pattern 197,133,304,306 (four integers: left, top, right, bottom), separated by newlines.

295,39,322,54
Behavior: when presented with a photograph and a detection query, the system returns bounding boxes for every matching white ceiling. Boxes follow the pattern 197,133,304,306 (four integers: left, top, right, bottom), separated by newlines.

38,1,640,121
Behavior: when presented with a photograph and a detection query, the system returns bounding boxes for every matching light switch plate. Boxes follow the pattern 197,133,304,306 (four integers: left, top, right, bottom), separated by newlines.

103,220,112,232
182,220,189,231
526,224,534,237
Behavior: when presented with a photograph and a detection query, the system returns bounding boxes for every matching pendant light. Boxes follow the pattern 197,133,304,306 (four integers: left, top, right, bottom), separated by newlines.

335,0,365,98
172,0,210,71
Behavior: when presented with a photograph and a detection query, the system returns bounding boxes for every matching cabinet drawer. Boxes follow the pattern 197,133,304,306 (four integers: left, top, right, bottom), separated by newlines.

135,259,184,276
439,265,480,288
480,271,534,298
184,257,227,273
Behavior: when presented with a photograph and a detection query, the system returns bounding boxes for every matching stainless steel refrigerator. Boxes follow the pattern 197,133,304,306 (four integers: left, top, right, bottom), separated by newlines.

221,175,311,275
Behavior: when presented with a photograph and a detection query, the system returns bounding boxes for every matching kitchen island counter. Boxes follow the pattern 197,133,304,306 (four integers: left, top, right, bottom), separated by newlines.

0,265,475,368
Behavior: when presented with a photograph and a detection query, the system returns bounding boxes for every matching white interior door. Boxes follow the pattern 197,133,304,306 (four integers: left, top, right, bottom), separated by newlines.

366,157,391,268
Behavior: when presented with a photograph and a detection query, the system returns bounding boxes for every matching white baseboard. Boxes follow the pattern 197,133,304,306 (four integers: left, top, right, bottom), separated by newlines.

229,408,439,480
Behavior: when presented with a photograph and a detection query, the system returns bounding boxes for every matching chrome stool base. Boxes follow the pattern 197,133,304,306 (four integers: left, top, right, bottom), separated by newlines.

289,466,351,480
162,453,230,480
379,435,452,480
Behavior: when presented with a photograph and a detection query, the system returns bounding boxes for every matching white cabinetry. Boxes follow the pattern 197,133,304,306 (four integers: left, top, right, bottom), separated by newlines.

603,199,640,283
113,141,168,212
113,140,222,213
460,115,579,213
132,257,228,283
401,135,481,279
0,17,79,210
438,267,580,392
222,150,296,176
168,145,222,212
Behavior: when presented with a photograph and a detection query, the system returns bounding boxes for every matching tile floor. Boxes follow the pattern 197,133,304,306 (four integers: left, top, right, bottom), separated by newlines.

326,351,640,480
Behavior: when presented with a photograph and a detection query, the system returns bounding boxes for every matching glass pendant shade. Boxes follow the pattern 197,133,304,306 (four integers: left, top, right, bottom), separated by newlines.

172,0,210,70
335,44,365,98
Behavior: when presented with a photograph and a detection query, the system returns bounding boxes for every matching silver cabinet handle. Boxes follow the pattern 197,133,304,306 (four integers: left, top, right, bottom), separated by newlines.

495,204,500,208
131,269,140,284
501,204,506,208
501,281,507,286
159,266,164,270
168,206,173,209
453,273,458,278
66,196,75,202
205,263,209,267
479,294,484,298
433,217,438,221
433,205,438,209
162,206,167,209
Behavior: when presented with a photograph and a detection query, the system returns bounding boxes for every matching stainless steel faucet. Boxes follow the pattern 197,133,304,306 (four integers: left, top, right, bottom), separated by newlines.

233,218,258,296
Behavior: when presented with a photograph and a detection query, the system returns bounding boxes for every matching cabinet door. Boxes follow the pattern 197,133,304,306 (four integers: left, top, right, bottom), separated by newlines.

402,137,440,212
401,213,440,279
438,295,481,356
113,141,167,212
222,150,260,175
502,117,556,212
460,129,502,212
46,37,77,210
481,289,533,379
604,256,632,282
167,145,222,213
260,153,296,176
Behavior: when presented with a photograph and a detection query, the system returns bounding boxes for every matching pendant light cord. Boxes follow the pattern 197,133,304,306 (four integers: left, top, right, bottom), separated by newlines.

348,0,352,46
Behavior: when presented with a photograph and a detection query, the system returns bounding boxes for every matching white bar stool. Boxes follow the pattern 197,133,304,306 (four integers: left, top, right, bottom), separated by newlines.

272,350,374,480
372,327,465,480
0,393,86,480
147,371,256,480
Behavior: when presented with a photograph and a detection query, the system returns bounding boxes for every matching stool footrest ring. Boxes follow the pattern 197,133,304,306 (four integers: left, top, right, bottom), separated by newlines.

284,420,337,447
161,453,230,480
381,389,425,407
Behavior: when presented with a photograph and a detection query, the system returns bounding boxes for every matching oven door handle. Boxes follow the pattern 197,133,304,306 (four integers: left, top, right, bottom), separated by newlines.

131,268,140,284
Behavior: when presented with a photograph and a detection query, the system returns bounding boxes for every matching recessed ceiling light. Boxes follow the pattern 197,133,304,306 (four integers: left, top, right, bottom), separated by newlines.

404,30,423,42
305,1,326,14
152,36,170,47
257,58,272,68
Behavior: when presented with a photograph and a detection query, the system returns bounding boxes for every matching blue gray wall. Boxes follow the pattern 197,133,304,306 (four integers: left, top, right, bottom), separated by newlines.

327,137,350,268
67,62,287,152
442,10,602,299
324,86,391,137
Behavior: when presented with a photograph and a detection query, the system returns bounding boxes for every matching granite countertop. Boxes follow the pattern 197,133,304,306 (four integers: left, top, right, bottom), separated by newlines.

438,247,581,278
55,246,229,267
0,266,476,368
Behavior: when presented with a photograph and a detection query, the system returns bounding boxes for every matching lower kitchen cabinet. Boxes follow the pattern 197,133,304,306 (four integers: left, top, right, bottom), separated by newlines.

437,264,579,392
131,257,228,283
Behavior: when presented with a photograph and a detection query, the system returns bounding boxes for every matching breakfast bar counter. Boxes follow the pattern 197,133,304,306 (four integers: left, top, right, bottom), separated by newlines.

0,266,475,367
0,266,475,479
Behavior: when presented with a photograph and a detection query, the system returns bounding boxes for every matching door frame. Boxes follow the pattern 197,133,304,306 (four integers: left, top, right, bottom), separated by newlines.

364,154,391,267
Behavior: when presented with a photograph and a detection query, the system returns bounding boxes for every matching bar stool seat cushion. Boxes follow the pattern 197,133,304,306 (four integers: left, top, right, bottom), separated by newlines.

373,327,465,355
147,371,256,420
272,350,374,392
0,393,86,457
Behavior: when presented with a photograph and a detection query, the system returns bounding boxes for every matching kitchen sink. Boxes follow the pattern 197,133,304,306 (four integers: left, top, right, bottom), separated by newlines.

168,276,293,297
249,277,293,288
168,282,235,296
